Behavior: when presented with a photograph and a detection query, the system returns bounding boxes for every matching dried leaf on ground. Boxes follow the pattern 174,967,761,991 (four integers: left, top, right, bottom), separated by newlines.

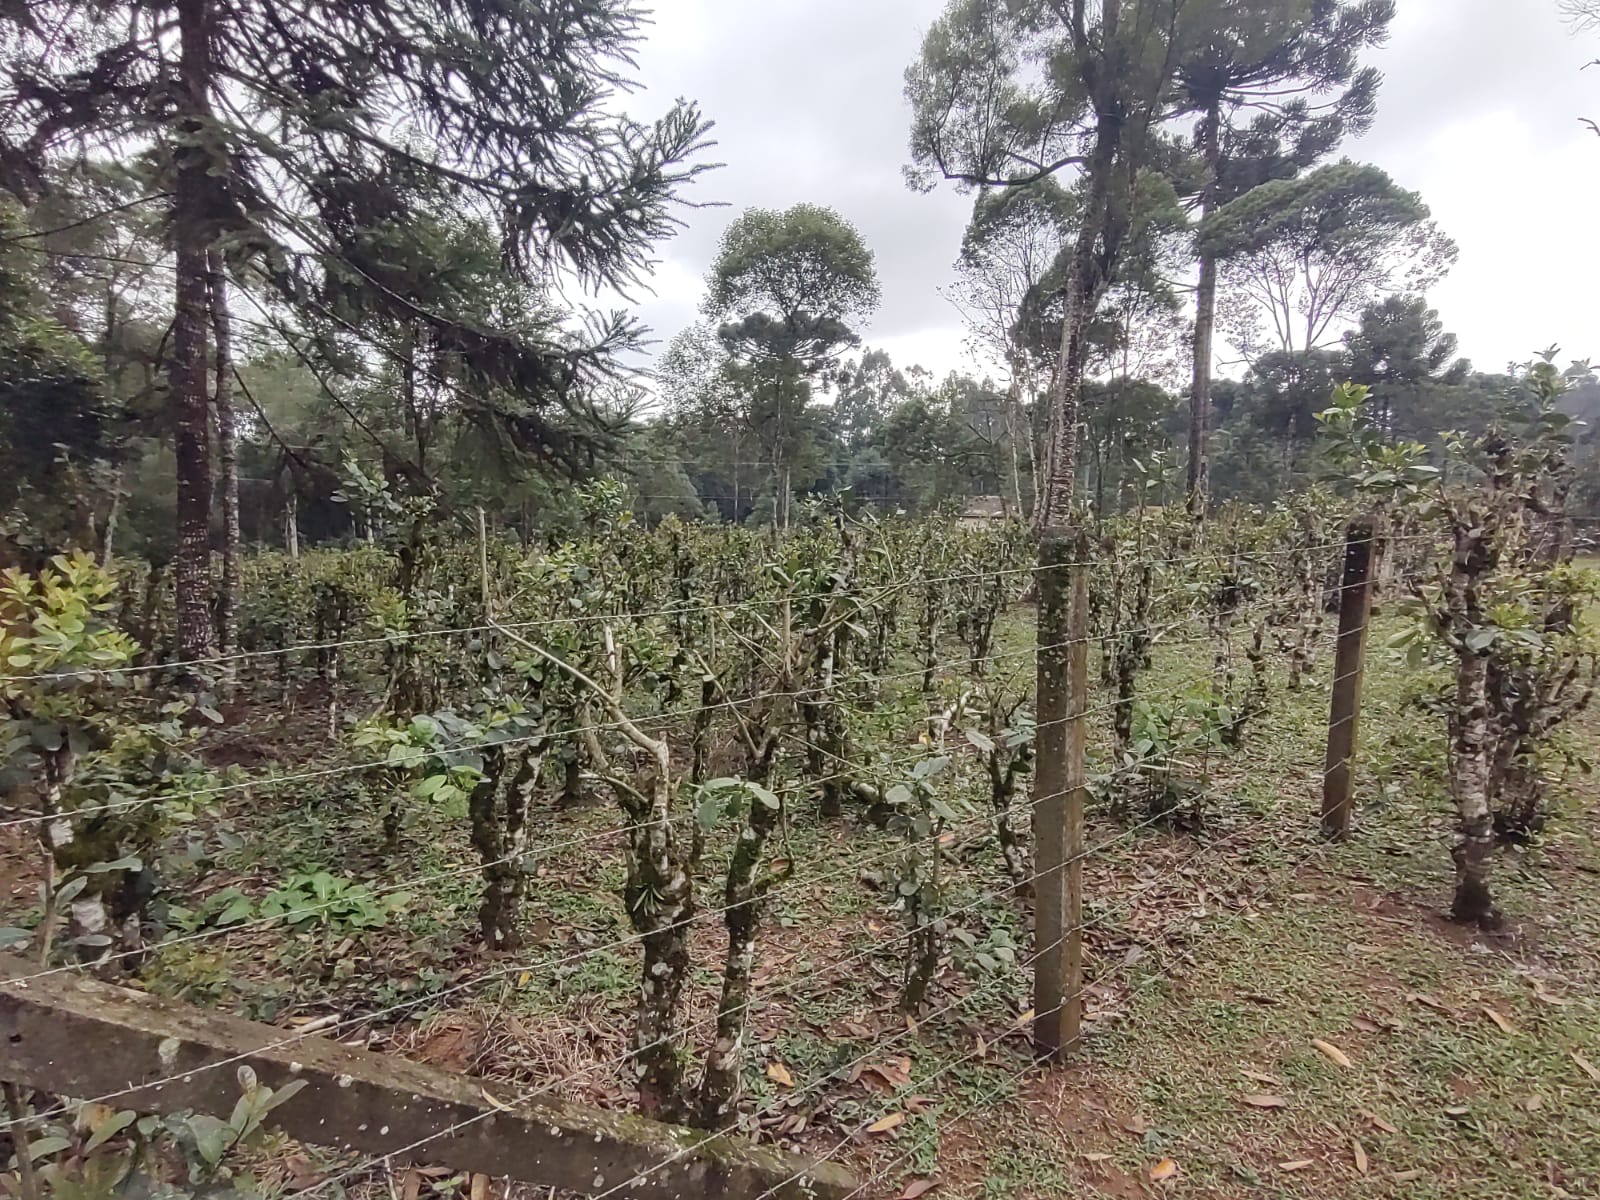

1361,1109,1398,1135
1352,1140,1369,1175
1407,992,1451,1014
1351,1016,1381,1034
1571,1051,1600,1082
1521,1094,1544,1112
859,1059,914,1093
1149,1158,1179,1183
283,1155,324,1189
766,1062,795,1088
897,1179,939,1200
1240,1069,1282,1086
1481,1006,1516,1034
1278,1160,1315,1171
400,1170,421,1200
867,1112,906,1134
1241,1094,1289,1110
1312,1038,1353,1069
469,1174,490,1200
1393,1169,1425,1182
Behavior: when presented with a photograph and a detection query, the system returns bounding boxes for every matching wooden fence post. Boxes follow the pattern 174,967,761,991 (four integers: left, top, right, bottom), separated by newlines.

1033,529,1088,1061
1322,517,1376,840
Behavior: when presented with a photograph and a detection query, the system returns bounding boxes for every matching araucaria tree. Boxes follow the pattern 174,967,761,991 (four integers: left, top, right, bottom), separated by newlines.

1172,0,1393,513
1198,160,1457,360
0,0,713,661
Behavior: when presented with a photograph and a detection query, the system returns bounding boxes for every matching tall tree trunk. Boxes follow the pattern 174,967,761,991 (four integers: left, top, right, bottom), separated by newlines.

1450,647,1497,926
98,469,122,566
1033,113,1119,533
1185,100,1222,518
170,0,216,665
98,274,124,566
1005,368,1026,520
284,488,299,559
208,249,239,664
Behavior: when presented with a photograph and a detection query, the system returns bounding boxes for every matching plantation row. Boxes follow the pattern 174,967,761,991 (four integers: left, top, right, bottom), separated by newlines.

4,373,1597,1147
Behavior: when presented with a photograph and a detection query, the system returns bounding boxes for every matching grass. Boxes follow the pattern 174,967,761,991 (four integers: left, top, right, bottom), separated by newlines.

891,611,1600,1199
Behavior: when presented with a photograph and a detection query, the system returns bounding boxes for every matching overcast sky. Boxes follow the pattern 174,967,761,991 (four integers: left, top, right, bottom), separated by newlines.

619,0,1599,384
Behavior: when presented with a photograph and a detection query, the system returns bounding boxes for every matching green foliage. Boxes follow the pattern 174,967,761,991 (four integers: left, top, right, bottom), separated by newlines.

693,776,781,834
1121,692,1234,817
1200,160,1457,356
1314,381,1439,500
175,872,410,936
12,1070,307,1200
706,204,881,353
0,552,211,958
0,200,116,566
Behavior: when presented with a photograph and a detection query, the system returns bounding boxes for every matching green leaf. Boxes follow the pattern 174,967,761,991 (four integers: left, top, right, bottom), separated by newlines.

697,793,729,832
26,1135,72,1162
84,856,143,874
83,1109,138,1153
0,927,31,949
963,728,996,754
746,783,780,811
218,895,254,926
186,1114,231,1165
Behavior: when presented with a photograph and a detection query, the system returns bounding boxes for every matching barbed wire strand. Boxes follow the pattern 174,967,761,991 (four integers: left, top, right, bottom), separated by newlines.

0,714,1292,1136
0,567,1367,832
270,731,1350,1199
0,530,1417,685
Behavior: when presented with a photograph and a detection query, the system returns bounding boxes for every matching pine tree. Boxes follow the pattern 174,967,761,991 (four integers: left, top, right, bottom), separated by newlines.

1173,0,1394,514
1,0,713,662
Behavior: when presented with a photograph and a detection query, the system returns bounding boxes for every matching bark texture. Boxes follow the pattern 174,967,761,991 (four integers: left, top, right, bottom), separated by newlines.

1184,100,1222,516
170,0,216,666
208,249,239,665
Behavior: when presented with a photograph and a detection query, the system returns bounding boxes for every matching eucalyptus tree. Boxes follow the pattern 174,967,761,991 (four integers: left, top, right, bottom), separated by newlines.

1,0,713,663
949,179,1078,517
702,204,880,527
1171,0,1393,512
907,0,1203,533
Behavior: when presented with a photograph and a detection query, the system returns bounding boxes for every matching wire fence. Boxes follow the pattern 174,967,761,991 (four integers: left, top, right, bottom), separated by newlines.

0,521,1397,1199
